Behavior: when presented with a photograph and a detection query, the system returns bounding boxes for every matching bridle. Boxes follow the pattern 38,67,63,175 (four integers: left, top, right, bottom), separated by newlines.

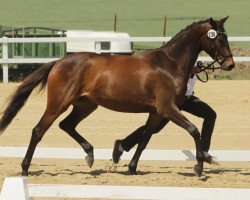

194,29,233,83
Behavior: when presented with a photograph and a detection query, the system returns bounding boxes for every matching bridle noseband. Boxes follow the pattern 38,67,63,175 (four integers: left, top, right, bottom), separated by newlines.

212,44,232,66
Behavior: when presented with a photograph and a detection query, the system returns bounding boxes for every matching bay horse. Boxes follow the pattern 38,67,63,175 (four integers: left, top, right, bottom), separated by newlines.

0,17,234,177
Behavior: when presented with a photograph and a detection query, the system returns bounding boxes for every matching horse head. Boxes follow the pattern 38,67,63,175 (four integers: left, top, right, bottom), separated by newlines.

201,16,235,71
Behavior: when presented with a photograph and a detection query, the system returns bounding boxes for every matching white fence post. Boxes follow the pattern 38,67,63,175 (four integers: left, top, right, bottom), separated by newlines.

2,37,9,84
0,177,30,200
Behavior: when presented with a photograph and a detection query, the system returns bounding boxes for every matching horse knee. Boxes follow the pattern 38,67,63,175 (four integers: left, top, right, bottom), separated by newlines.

31,126,43,143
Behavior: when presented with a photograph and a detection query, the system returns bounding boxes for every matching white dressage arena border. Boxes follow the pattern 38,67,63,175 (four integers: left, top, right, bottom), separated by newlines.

1,177,250,200
0,146,250,161
0,149,249,200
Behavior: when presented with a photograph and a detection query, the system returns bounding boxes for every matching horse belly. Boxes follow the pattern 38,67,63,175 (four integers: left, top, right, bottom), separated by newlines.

96,98,155,113
83,90,155,113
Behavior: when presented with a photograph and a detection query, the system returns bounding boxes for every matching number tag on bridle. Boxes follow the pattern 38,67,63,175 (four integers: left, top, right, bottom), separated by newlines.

207,29,217,39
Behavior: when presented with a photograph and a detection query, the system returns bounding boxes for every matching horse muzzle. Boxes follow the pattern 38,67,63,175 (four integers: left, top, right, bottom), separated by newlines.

221,56,235,71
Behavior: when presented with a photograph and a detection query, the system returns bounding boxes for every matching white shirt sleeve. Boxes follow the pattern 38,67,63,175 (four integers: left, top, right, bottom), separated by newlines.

185,75,197,96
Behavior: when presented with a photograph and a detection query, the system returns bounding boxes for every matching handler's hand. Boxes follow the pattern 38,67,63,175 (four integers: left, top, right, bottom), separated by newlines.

192,66,201,74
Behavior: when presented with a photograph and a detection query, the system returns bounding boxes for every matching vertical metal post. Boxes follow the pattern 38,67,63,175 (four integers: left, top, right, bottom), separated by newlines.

49,30,55,57
49,43,53,57
114,13,117,32
2,37,9,83
32,43,38,57
32,28,37,57
163,16,167,46
22,27,25,57
59,30,66,57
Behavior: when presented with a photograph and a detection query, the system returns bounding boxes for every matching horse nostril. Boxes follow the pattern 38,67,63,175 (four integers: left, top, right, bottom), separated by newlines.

228,63,235,71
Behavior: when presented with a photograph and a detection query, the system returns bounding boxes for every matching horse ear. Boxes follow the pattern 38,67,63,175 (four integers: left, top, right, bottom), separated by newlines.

210,17,217,30
219,16,229,26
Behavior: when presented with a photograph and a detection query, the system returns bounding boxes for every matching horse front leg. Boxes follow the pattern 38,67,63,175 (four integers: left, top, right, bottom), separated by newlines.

161,106,204,177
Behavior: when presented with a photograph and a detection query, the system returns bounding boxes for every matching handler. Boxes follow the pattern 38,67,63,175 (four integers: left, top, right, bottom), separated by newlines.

113,65,218,165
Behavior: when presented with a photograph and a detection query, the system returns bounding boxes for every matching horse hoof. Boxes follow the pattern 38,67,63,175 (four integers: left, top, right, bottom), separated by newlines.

129,163,137,175
129,169,137,175
85,155,94,168
112,140,123,164
21,171,28,176
194,164,203,177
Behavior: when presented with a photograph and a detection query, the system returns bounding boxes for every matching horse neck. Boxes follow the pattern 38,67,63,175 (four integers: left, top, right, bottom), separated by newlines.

163,27,205,77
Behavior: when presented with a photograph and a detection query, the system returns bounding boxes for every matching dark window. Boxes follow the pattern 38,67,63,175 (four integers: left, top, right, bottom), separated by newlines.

101,42,110,50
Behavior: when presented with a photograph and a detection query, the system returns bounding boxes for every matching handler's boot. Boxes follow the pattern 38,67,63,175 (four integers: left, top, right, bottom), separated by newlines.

204,155,219,165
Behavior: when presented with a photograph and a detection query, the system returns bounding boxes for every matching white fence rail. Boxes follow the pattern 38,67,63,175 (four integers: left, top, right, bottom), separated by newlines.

1,36,250,83
27,184,250,200
1,177,250,200
1,147,250,162
0,147,249,199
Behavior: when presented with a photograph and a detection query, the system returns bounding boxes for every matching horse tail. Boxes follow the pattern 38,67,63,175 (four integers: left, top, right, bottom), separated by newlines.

0,60,56,134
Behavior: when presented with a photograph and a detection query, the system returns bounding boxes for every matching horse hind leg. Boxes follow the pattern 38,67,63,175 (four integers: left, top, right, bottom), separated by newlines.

59,97,98,168
21,82,75,176
21,108,64,176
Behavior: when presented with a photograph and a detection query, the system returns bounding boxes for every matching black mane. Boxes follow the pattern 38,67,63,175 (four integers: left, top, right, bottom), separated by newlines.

165,19,210,46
